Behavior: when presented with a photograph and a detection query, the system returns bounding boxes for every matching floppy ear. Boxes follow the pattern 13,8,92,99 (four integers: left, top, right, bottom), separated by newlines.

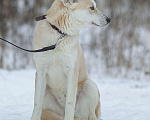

35,15,47,21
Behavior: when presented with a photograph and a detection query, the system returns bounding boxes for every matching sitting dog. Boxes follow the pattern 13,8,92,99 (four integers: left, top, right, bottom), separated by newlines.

31,0,110,119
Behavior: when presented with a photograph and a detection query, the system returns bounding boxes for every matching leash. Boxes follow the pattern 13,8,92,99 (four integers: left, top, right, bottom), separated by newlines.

0,37,56,52
0,22,67,53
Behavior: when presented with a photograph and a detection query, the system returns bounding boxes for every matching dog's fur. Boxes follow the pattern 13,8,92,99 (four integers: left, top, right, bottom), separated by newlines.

31,0,110,120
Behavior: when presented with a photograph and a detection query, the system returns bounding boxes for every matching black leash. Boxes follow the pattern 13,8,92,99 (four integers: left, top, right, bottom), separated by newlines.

0,22,67,53
0,37,56,52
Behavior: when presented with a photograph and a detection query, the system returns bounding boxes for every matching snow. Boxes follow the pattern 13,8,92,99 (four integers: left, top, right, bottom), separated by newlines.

0,69,34,120
0,69,150,120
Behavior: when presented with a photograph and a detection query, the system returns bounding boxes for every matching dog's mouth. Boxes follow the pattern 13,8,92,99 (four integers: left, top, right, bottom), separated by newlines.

92,22,99,26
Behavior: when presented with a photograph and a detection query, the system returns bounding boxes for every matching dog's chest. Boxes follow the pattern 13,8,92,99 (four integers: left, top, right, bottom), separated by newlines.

33,36,79,104
47,65,67,89
45,48,77,107
39,44,78,89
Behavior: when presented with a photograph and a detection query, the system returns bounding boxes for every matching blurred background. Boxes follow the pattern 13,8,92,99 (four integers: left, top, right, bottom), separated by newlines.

0,0,150,79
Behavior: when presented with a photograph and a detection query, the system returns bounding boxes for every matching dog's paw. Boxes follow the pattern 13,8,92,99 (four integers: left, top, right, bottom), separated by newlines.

31,118,40,120
31,119,40,120
31,116,41,120
74,118,82,120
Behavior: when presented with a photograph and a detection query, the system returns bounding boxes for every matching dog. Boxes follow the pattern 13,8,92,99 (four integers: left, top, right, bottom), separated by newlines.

31,0,110,120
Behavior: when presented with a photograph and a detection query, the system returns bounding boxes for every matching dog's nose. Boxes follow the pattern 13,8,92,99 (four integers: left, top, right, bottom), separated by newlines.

106,17,111,23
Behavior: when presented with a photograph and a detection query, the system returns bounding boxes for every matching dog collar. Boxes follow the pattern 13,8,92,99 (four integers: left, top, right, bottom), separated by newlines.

49,23,67,36
35,15,67,36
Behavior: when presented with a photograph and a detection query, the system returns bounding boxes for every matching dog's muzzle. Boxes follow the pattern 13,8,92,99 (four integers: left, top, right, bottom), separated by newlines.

106,17,111,23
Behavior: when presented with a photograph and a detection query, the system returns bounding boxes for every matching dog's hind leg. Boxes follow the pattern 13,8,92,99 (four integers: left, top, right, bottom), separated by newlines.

41,110,84,120
41,110,63,120
75,80,101,120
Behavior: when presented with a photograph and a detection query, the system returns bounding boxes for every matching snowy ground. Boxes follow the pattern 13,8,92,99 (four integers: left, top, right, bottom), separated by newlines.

0,69,150,120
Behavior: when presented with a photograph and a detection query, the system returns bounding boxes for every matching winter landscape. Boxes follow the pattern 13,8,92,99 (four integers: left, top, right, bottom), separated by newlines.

0,69,150,120
0,0,150,120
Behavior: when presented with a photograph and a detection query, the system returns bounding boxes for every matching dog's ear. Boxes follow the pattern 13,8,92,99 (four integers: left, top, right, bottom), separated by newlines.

61,0,78,9
35,15,47,21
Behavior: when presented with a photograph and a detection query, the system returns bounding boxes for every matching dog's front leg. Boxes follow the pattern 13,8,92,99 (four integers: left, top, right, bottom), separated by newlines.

65,64,78,120
31,71,47,120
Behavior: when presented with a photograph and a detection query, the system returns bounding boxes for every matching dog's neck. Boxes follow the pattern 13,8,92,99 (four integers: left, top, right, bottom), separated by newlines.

33,20,79,52
38,21,79,48
48,12,84,36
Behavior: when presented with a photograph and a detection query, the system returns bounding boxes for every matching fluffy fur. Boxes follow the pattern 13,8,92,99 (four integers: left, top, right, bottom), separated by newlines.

31,0,110,120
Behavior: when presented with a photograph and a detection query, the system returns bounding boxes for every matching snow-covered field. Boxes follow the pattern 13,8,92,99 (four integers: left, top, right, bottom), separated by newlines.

0,69,150,120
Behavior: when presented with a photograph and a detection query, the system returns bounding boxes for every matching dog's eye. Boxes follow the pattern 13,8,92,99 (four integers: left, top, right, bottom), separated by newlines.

90,6,94,10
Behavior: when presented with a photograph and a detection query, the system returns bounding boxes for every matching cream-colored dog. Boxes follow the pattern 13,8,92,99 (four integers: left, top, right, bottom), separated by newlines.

31,0,110,120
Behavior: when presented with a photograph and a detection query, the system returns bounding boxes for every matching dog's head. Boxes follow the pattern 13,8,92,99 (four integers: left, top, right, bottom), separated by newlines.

36,0,110,35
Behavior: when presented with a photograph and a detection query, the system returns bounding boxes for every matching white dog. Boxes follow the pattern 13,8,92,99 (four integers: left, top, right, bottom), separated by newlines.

31,0,110,119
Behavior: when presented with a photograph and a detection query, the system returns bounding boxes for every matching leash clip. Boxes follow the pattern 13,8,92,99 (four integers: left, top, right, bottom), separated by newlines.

55,34,66,47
